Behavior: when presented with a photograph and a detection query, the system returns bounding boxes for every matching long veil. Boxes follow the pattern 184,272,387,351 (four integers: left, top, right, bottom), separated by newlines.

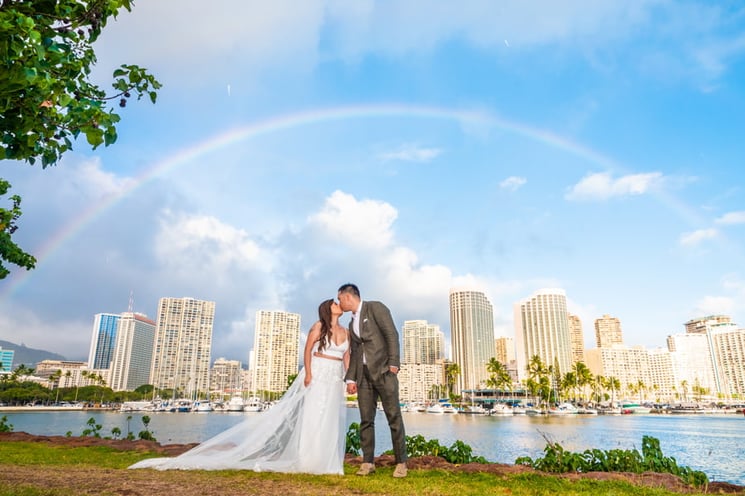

130,369,311,472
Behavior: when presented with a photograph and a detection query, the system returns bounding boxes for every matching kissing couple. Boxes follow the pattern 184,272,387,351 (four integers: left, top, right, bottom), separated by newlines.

130,283,408,478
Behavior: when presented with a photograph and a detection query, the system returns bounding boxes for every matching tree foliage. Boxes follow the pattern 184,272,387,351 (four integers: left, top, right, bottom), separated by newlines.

0,0,161,278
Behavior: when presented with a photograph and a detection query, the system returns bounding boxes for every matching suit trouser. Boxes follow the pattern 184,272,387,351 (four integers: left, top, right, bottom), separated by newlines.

357,365,407,464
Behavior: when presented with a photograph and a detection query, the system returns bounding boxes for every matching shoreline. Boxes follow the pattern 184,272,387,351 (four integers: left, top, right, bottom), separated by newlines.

0,431,744,494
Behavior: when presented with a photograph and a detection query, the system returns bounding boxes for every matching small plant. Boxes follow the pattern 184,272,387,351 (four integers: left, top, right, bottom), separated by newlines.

81,417,102,438
515,435,708,488
137,415,156,442
345,422,361,455
0,415,13,432
385,433,487,464
111,427,121,439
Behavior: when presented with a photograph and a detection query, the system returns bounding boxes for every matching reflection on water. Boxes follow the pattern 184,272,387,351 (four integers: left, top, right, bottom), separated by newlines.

4,409,744,485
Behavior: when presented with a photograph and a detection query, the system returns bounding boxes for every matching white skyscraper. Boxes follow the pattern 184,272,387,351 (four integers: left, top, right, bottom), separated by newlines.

109,312,156,391
150,297,215,398
449,288,495,394
403,320,445,365
250,310,301,393
514,288,572,380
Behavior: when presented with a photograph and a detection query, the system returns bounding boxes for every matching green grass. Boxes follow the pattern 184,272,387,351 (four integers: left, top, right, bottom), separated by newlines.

0,441,148,468
0,442,733,496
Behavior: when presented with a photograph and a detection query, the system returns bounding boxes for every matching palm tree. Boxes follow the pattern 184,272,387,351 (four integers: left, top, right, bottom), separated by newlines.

444,362,460,399
606,376,621,406
636,380,646,403
49,369,63,404
572,362,593,403
680,380,689,402
486,358,512,402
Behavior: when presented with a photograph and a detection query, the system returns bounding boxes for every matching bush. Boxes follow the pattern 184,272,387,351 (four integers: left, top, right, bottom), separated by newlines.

515,435,708,488
0,415,13,432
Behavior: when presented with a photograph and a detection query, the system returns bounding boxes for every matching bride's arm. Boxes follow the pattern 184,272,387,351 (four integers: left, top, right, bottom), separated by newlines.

343,329,351,372
304,322,321,387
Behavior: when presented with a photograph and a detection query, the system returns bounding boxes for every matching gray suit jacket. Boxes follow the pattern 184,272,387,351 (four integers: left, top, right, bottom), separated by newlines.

344,300,401,384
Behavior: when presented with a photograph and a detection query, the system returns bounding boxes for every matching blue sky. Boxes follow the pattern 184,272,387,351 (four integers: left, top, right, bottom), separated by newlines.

2,1,745,363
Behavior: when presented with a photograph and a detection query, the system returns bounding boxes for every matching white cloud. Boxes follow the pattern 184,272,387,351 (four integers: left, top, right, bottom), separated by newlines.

566,171,663,201
499,176,527,191
715,211,745,225
308,190,398,249
378,144,442,163
679,228,718,246
155,211,264,273
694,295,734,317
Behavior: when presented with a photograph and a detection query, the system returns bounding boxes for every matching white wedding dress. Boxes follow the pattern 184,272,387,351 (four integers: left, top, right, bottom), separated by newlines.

129,338,349,474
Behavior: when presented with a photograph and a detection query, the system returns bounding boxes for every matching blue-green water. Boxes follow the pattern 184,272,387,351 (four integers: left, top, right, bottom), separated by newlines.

3,410,744,485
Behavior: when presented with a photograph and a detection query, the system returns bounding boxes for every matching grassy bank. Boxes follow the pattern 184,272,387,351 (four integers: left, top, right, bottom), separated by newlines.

1,441,740,496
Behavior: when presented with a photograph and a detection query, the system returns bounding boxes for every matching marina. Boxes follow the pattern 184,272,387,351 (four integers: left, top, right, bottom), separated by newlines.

1,407,743,485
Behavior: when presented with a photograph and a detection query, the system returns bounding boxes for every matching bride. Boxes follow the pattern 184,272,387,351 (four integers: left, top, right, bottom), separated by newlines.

130,299,350,474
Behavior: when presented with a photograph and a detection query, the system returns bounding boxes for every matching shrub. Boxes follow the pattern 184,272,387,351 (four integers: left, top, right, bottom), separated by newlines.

515,435,708,488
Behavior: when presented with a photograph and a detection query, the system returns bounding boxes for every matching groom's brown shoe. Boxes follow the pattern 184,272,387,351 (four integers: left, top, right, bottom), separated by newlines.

392,463,408,478
356,462,376,476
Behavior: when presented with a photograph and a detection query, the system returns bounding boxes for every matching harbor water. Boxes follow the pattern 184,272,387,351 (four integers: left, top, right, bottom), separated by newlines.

2,409,744,485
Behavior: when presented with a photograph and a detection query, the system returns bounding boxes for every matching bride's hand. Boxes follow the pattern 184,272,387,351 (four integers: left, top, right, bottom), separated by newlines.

304,373,312,387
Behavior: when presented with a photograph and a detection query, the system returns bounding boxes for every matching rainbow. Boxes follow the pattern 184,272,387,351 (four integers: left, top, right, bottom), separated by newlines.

1,102,643,299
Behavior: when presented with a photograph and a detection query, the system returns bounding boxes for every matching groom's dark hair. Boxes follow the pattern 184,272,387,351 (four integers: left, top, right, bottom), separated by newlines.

338,283,360,298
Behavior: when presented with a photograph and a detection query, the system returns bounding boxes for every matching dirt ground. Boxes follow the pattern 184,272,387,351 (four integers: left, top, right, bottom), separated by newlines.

1,431,743,495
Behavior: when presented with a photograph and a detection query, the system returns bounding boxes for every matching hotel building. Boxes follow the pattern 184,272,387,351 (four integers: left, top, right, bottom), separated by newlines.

449,288,495,393
108,312,156,391
87,313,120,369
250,310,300,393
595,314,623,348
514,289,573,380
403,320,445,365
150,297,215,397
568,314,585,363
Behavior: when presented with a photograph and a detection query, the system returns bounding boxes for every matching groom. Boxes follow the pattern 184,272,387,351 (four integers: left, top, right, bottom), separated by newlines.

338,283,407,478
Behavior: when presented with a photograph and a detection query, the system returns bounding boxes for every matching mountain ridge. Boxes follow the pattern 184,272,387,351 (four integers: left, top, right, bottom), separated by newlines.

0,339,69,369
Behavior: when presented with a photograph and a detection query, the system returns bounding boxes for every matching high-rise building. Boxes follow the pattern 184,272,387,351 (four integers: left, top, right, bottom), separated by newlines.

568,314,585,363
109,312,156,391
0,347,14,374
666,333,718,396
398,362,444,403
494,336,515,365
595,314,623,348
684,315,732,334
88,313,120,369
250,310,300,393
707,324,745,398
514,289,572,380
150,297,215,398
449,288,495,393
584,345,652,399
403,320,445,365
211,358,243,394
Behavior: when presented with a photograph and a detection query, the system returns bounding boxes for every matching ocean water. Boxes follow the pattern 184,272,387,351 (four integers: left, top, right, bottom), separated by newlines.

3,409,744,485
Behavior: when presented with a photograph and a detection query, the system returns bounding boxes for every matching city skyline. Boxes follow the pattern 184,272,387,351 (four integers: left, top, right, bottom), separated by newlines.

2,1,745,363
2,290,742,368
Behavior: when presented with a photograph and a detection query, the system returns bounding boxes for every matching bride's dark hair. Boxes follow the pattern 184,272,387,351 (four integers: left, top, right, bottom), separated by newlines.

317,298,334,352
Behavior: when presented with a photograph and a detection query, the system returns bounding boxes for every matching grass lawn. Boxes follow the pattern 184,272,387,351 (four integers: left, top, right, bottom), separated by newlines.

0,441,737,496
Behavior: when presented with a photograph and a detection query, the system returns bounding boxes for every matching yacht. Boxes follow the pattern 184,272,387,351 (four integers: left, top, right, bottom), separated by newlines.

548,402,579,415
489,403,514,416
194,401,213,412
244,396,263,412
226,394,245,412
